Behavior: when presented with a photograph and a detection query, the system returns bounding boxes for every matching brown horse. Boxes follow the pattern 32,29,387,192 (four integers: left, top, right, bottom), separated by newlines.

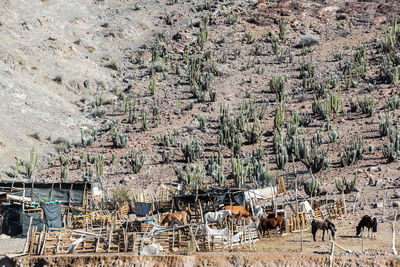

356,215,377,239
311,219,336,241
260,212,286,238
161,211,189,226
223,206,251,218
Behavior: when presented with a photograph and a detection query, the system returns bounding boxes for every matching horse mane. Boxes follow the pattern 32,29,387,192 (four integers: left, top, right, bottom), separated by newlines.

372,217,378,232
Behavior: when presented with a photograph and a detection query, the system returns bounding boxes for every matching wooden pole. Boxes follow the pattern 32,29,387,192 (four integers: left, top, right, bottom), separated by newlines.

292,157,298,214
300,222,303,252
329,241,335,267
393,211,398,255
362,232,364,253
23,217,33,253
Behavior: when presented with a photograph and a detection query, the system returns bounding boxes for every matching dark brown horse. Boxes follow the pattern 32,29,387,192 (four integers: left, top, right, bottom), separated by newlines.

260,212,286,238
356,215,377,239
311,219,336,241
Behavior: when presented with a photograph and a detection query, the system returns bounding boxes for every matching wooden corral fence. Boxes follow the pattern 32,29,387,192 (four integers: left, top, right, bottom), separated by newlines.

25,220,260,255
285,212,309,232
312,198,346,220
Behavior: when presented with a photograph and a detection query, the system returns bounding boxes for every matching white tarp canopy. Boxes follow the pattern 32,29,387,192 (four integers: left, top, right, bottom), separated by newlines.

244,187,277,201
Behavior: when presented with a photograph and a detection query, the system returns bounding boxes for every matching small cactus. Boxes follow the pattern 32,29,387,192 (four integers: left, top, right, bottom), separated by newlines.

303,175,322,197
174,163,205,186
125,149,145,174
181,139,203,162
335,171,358,194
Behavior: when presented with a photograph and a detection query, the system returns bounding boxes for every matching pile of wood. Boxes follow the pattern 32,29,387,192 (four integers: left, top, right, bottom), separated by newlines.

25,218,260,255
312,198,346,220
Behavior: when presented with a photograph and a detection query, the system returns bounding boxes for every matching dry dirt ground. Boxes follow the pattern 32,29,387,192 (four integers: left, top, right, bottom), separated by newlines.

1,0,400,264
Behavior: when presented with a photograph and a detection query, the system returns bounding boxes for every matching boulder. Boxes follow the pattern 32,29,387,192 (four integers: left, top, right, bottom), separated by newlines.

141,243,163,256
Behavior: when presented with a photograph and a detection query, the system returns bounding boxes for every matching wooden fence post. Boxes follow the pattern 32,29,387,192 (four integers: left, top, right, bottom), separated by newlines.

329,241,335,267
393,211,398,255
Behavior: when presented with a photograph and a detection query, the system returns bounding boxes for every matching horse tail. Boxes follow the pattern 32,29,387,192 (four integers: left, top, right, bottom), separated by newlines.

281,218,286,233
372,217,378,232
185,210,191,224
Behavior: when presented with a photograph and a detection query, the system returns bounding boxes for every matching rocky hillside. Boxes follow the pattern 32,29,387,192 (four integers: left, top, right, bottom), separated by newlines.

1,0,400,203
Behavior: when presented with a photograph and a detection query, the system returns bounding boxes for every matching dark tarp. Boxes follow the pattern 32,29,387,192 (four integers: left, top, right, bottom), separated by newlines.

1,204,22,237
70,189,84,204
20,211,43,236
233,192,245,206
70,207,83,216
33,188,52,202
41,202,62,228
135,202,151,217
52,188,69,203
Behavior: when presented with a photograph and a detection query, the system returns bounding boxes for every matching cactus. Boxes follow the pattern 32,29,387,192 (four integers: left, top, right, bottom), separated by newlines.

382,129,400,162
275,143,288,170
244,118,263,144
274,104,285,132
335,171,358,194
24,146,38,181
174,163,205,186
125,149,145,174
358,97,375,117
270,75,287,102
197,113,207,131
181,139,203,162
341,134,365,166
161,148,174,163
82,167,93,182
311,130,323,147
231,156,250,187
379,113,393,137
386,92,400,110
291,134,308,160
303,175,322,197
61,165,69,182
304,144,330,173
95,154,105,181
141,109,149,131
111,128,128,148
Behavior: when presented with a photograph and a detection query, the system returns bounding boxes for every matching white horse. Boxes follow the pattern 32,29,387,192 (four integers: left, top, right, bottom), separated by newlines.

204,210,232,225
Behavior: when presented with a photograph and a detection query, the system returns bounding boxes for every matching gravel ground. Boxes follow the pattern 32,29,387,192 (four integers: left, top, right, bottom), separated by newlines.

0,237,26,255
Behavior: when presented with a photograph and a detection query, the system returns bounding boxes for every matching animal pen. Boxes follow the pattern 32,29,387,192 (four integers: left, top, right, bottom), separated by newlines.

0,179,347,257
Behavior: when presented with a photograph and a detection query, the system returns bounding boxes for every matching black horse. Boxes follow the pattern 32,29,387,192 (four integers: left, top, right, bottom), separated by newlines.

356,215,377,239
311,219,336,241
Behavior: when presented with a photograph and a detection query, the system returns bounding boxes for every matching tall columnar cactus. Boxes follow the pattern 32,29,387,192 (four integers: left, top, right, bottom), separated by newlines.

304,144,330,173
244,118,263,144
274,104,285,132
125,149,145,174
382,129,400,162
181,139,203,162
303,176,322,197
82,167,93,182
111,129,128,148
24,146,38,181
231,156,250,188
174,163,205,186
341,134,365,166
379,113,393,137
269,75,287,102
275,143,288,170
335,171,358,194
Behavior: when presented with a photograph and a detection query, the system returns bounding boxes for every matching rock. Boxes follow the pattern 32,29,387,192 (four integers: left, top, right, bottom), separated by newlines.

393,201,400,208
369,166,379,172
373,201,383,208
141,243,163,256
393,193,400,199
